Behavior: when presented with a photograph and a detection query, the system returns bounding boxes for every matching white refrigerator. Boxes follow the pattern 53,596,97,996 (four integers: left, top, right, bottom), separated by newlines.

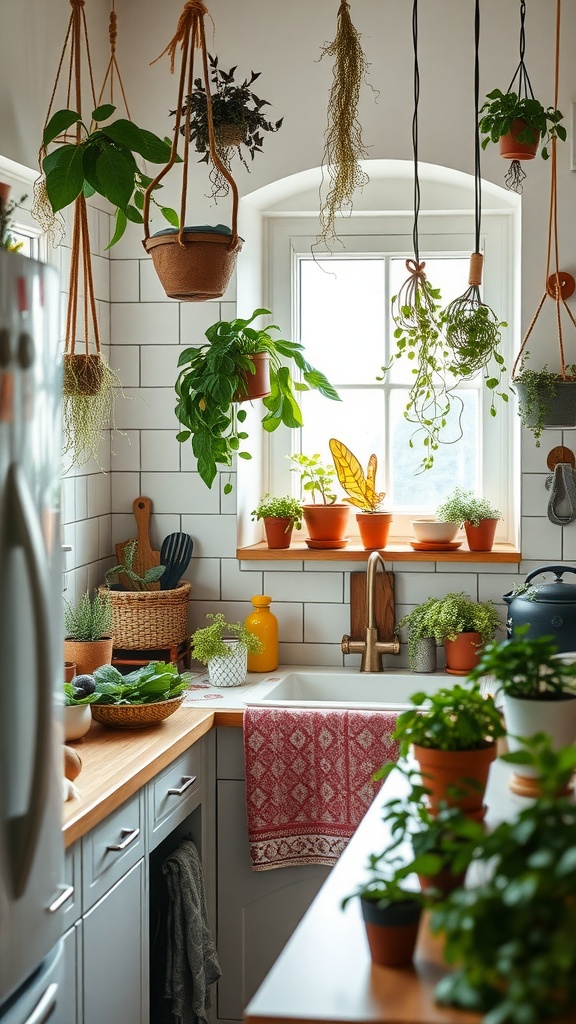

0,250,66,1022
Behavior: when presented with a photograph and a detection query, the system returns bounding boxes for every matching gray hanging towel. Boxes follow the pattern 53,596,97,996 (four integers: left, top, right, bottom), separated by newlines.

162,839,222,1024
545,462,576,525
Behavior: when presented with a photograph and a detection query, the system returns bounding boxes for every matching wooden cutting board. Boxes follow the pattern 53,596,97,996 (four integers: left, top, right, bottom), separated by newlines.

115,497,160,584
350,570,395,641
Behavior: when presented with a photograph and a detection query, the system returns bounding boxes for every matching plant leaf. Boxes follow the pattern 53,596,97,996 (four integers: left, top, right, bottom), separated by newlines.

101,119,173,163
43,109,81,147
43,145,85,212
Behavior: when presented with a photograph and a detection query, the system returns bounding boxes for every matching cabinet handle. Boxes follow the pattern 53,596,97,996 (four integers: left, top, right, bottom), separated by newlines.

106,826,140,852
167,774,197,796
22,982,58,1024
48,884,74,913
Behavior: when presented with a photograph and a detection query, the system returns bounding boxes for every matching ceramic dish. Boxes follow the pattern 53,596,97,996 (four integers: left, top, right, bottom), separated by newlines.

411,520,460,544
409,540,462,552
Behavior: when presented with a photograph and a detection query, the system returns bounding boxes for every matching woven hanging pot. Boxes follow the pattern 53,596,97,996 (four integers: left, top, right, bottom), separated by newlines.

144,227,243,301
63,353,105,396
216,122,247,149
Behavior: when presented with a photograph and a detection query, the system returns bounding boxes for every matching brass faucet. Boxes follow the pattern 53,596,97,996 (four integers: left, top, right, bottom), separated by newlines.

341,551,401,672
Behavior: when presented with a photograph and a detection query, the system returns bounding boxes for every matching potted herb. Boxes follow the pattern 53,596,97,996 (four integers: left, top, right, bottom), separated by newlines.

178,54,283,188
468,630,576,794
435,487,502,552
175,309,339,493
329,438,392,550
431,737,576,1024
288,451,350,548
63,589,113,676
392,682,506,818
479,89,565,163
512,357,576,445
251,494,303,550
412,591,502,675
395,598,439,673
190,612,263,687
105,539,166,593
342,857,428,968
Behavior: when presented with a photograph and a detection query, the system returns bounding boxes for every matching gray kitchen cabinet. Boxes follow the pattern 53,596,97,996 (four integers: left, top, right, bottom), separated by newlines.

216,728,330,1022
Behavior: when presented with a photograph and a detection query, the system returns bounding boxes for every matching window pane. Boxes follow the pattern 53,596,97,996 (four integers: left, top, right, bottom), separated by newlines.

389,388,478,511
300,259,384,384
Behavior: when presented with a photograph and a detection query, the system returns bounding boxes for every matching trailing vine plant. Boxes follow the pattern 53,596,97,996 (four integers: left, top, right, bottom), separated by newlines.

316,0,371,249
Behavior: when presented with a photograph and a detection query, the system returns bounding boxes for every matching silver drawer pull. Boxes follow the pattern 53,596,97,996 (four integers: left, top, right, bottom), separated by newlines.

23,982,58,1024
48,884,74,913
167,774,197,796
106,826,140,852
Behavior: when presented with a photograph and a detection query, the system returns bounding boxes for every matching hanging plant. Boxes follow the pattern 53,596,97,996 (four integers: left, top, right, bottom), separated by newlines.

316,0,371,249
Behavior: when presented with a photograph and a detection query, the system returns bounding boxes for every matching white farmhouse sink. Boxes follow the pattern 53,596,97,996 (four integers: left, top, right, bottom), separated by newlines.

245,669,448,710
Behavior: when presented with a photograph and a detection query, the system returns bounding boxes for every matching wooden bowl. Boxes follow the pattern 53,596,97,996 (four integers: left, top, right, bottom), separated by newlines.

90,696,185,729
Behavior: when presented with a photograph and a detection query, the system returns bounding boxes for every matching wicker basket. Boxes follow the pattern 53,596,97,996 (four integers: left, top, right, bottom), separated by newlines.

143,228,243,301
99,581,191,649
91,695,184,729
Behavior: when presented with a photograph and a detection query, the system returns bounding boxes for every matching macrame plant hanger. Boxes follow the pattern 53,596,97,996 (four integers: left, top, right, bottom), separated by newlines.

142,0,242,302
504,0,536,192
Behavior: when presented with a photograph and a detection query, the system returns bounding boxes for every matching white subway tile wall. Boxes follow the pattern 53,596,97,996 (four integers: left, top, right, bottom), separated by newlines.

61,218,576,670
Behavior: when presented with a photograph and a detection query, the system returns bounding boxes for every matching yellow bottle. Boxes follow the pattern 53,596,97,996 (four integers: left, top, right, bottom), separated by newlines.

246,595,279,672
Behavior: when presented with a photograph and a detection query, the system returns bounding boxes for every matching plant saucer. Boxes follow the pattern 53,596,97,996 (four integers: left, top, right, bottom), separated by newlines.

410,540,462,552
305,537,350,549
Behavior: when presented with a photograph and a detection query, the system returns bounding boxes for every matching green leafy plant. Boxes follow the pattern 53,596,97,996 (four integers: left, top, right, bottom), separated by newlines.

175,309,339,492
479,89,566,160
329,438,386,511
288,452,338,505
40,104,177,247
63,662,185,706
431,738,576,1024
251,494,303,531
468,628,576,699
409,592,502,647
0,190,26,251
512,357,576,446
435,487,502,527
395,598,440,665
178,55,283,172
64,589,112,641
392,682,506,756
190,612,263,665
341,854,429,911
104,540,166,592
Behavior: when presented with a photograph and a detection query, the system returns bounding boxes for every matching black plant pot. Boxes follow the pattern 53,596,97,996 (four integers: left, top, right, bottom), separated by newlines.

515,377,576,431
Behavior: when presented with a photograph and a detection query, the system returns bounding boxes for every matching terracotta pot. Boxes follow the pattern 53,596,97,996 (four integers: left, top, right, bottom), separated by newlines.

0,182,10,205
232,352,271,402
263,516,294,549
417,867,467,899
63,637,113,677
499,119,540,161
464,518,498,552
302,504,350,546
413,742,496,818
356,512,392,550
360,896,422,967
64,661,77,683
444,631,483,675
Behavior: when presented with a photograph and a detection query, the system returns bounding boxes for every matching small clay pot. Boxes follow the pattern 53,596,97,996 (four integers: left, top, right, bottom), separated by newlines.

356,512,392,550
360,896,422,967
263,516,294,549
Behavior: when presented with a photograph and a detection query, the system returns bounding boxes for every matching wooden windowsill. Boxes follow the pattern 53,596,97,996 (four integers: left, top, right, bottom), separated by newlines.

237,540,521,563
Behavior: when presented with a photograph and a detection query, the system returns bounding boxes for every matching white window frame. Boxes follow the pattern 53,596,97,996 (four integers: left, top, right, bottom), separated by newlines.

0,155,52,266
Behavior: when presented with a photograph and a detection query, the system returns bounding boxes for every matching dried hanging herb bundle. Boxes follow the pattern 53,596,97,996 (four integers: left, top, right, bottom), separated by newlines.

62,356,122,469
317,0,370,248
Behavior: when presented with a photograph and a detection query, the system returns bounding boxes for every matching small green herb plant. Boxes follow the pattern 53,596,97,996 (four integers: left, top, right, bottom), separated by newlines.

468,628,576,700
512,357,576,445
40,104,177,247
288,452,338,505
64,589,112,641
190,613,263,665
392,682,506,756
104,540,166,592
395,598,440,667
478,89,566,160
251,495,303,531
175,309,339,492
409,591,501,647
341,854,429,911
64,662,185,706
435,487,502,528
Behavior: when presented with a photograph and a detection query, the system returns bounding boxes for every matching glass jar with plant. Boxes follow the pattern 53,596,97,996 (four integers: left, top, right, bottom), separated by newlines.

419,590,502,675
435,486,502,551
175,309,339,493
391,681,506,817
288,451,350,548
328,439,392,550
191,612,263,687
251,495,303,550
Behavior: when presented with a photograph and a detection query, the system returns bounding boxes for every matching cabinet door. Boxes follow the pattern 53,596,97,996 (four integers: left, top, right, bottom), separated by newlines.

82,858,148,1024
217,780,330,1021
54,923,81,1024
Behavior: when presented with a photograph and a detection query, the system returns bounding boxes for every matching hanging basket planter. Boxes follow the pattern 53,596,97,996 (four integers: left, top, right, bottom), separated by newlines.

514,375,576,433
143,1,243,302
63,353,105,396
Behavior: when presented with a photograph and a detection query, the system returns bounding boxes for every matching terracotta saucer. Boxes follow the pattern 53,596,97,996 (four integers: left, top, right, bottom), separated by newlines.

409,540,462,552
305,537,350,550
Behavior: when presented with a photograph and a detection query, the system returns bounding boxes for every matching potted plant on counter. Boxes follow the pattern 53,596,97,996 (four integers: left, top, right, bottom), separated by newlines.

392,682,506,819
175,309,339,492
251,494,303,549
288,451,349,548
395,598,439,673
63,589,113,677
435,487,502,552
328,439,392,550
191,613,263,687
413,591,502,675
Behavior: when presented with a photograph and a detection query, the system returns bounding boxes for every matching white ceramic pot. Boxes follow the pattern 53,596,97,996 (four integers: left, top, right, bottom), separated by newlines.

64,704,92,741
207,641,248,687
411,520,460,544
502,693,576,776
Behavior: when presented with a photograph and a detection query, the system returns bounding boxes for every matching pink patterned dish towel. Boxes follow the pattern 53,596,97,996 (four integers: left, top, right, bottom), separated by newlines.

243,707,400,871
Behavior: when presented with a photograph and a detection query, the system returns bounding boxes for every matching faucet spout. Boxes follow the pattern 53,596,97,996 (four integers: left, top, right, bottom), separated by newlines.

341,551,401,672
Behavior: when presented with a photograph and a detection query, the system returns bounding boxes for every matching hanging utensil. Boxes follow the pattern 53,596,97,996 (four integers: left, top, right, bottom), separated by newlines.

160,532,193,590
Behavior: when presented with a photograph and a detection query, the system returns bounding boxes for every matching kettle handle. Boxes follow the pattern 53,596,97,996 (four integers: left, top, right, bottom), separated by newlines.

524,564,576,584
